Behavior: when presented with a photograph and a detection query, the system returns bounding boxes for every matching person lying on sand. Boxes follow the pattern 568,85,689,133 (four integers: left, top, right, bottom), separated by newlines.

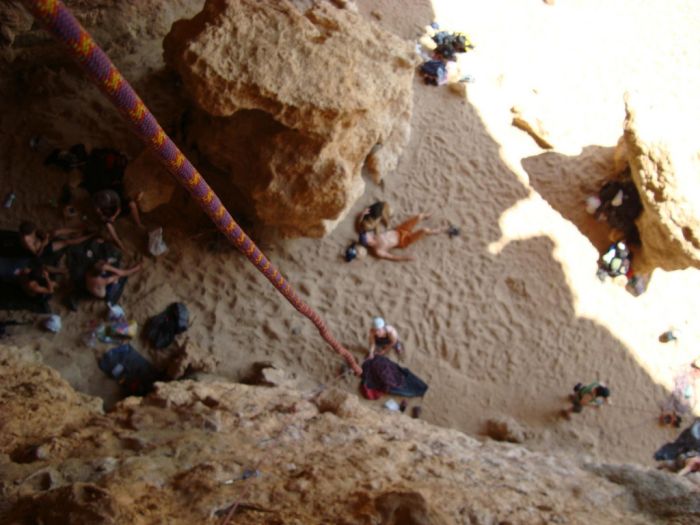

358,212,449,262
85,259,141,300
19,221,93,259
368,316,404,358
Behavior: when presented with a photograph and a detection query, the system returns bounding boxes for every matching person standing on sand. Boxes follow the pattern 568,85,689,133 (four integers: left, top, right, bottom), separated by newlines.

358,212,448,262
368,317,404,358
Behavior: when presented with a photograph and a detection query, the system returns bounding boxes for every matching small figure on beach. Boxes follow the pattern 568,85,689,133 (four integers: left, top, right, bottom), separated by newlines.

368,316,404,358
566,381,611,415
358,212,448,262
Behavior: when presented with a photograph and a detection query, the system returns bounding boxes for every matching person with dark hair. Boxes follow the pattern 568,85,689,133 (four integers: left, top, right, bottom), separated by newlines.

566,381,611,415
92,189,143,253
85,259,142,302
17,264,56,309
357,201,392,234
18,221,93,259
358,212,449,262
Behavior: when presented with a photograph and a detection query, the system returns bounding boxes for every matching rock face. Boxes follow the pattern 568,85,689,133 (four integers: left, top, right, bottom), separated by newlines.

124,149,178,213
623,96,700,272
2,345,700,524
164,0,416,237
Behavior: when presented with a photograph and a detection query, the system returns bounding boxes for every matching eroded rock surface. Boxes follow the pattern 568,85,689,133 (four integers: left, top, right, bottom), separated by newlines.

1,345,699,524
164,0,416,237
623,96,700,273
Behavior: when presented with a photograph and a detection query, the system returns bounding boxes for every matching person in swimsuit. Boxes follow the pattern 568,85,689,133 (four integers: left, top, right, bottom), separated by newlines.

368,317,404,358
567,381,611,414
358,212,448,262
85,259,142,300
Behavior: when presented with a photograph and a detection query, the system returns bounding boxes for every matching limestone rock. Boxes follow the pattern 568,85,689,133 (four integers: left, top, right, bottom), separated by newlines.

124,149,178,213
165,338,218,380
623,96,700,272
484,415,529,443
511,105,553,150
0,1,32,47
164,0,416,237
1,351,700,523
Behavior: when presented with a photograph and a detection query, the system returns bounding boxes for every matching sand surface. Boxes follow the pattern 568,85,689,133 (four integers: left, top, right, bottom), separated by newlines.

2,0,700,465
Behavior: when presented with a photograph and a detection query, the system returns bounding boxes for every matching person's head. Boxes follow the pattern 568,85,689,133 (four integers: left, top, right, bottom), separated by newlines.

93,190,121,219
595,385,611,399
19,221,37,237
373,317,386,331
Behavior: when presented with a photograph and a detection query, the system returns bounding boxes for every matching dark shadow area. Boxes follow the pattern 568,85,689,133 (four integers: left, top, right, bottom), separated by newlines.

522,145,617,253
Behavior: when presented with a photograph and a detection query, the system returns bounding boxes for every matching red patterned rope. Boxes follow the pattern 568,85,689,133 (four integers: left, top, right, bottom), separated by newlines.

22,0,362,375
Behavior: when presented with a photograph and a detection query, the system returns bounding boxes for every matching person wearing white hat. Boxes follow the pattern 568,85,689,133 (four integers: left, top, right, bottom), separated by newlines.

368,316,403,358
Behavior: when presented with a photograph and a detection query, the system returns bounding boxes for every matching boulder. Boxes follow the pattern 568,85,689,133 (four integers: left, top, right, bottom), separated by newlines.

484,415,529,444
622,96,700,272
124,149,178,213
164,0,416,237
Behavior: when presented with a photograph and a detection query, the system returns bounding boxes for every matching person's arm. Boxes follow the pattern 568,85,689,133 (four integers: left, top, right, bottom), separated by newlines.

105,222,126,252
128,200,145,229
52,233,95,252
45,264,68,275
102,262,142,277
368,329,376,358
373,249,415,262
51,227,83,237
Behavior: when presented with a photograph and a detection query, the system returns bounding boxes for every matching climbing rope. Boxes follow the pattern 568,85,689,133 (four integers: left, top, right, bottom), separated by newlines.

22,0,362,375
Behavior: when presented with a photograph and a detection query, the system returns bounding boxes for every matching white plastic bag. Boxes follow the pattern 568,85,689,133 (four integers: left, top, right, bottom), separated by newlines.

148,227,168,257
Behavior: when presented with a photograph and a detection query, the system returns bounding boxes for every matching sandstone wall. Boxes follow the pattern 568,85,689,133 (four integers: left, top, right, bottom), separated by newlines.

1,345,698,524
623,96,700,273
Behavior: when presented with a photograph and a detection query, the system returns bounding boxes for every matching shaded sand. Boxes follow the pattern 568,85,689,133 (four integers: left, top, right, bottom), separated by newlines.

2,0,700,466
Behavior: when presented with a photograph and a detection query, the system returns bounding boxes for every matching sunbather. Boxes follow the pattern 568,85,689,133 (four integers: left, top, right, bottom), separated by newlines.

358,212,448,262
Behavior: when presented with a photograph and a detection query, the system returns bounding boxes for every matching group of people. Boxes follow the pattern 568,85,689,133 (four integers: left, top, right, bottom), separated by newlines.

0,143,145,314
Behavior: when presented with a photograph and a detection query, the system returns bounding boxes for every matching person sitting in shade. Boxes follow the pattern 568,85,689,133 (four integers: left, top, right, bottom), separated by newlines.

85,259,142,302
358,212,448,262
368,316,404,358
19,221,93,259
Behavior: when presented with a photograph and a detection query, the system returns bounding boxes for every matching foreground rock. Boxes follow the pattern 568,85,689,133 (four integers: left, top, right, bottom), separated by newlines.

1,345,699,524
622,96,700,273
164,0,416,237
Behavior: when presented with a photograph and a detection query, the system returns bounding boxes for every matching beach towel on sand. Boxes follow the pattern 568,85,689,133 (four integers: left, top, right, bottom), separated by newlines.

360,355,428,400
